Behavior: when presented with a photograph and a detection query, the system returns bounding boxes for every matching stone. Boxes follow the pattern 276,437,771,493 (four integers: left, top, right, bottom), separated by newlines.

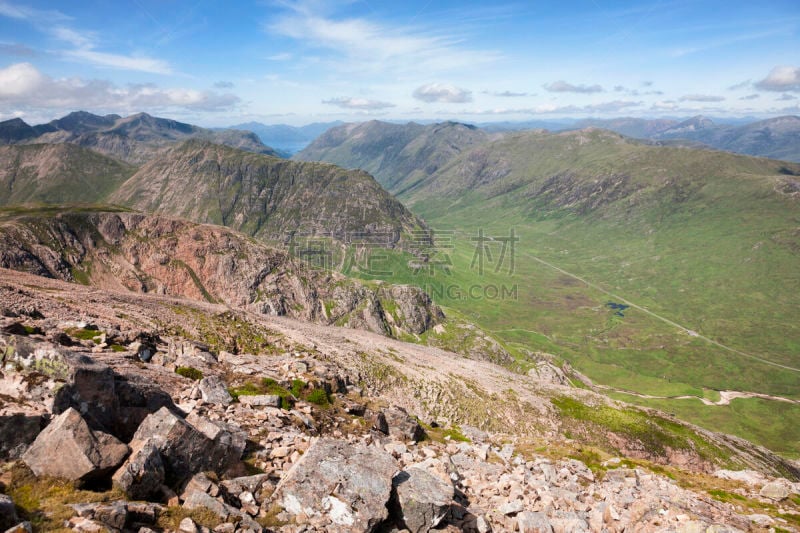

476,514,492,533
93,501,128,530
759,479,792,501
273,437,397,531
112,440,165,500
22,408,129,483
130,407,244,488
383,407,425,442
393,467,454,533
66,517,109,532
238,394,281,408
0,494,19,530
0,411,48,460
198,376,232,405
499,499,524,516
517,511,553,533
270,446,291,459
178,517,198,533
183,491,230,522
4,522,32,533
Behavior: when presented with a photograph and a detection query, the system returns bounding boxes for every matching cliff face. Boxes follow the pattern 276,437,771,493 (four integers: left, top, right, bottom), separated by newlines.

111,140,426,244
0,209,442,338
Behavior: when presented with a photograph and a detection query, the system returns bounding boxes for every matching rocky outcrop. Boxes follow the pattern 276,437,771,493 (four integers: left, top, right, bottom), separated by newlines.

22,408,129,483
273,438,398,531
0,209,443,339
392,467,454,532
110,139,425,243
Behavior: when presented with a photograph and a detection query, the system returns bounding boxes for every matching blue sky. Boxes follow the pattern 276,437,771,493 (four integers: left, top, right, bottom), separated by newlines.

0,0,798,126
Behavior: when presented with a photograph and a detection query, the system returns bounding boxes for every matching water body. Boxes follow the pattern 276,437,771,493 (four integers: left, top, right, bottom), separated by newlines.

606,301,630,317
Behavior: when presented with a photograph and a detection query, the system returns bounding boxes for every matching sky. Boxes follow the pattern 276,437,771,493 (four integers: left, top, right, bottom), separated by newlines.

0,0,799,127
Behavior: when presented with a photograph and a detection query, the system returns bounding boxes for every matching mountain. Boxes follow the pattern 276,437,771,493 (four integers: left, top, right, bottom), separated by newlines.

310,125,800,455
572,117,679,138
111,139,425,243
652,115,800,162
295,120,493,194
0,118,40,144
1,111,280,164
0,208,441,338
0,143,135,205
225,121,343,155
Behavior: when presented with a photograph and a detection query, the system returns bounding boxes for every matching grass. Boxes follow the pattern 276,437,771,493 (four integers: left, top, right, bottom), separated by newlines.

5,462,125,532
65,327,103,344
175,366,203,381
228,377,292,409
551,396,733,465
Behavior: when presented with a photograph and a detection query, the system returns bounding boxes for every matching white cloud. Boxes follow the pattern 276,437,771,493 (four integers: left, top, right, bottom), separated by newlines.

214,81,234,89
413,83,472,103
543,80,603,93
739,94,760,101
267,52,293,61
778,93,797,101
485,90,530,97
452,100,642,116
267,2,500,75
0,62,238,112
755,66,800,92
62,49,172,75
0,1,70,22
680,94,725,102
322,96,395,110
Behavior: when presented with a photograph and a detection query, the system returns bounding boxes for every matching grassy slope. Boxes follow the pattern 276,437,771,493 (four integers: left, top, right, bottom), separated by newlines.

345,131,800,456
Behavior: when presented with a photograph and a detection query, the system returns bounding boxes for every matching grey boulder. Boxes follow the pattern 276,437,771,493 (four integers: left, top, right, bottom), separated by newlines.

22,408,129,483
393,467,454,533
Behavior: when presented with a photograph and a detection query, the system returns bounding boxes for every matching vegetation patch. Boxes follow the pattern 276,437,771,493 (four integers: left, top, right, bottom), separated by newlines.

229,377,292,409
175,366,204,381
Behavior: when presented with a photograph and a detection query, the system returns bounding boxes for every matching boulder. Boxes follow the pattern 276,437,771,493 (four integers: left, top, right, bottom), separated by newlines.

112,440,165,500
22,408,129,483
0,410,48,459
130,407,244,488
383,407,425,442
517,511,553,533
0,494,18,530
759,479,792,501
393,467,454,533
198,375,232,405
238,394,282,408
273,437,397,531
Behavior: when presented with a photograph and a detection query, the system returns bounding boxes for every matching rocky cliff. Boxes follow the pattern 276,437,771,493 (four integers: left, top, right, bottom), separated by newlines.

0,208,441,339
111,140,426,244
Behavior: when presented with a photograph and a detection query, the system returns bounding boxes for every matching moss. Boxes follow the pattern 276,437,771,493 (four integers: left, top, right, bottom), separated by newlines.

290,379,306,398
109,344,126,352
65,327,103,343
306,388,330,407
176,366,204,381
229,377,292,409
6,462,125,532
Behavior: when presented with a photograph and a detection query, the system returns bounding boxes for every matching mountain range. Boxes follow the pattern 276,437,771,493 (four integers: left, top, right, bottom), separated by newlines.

0,111,279,164
223,121,343,155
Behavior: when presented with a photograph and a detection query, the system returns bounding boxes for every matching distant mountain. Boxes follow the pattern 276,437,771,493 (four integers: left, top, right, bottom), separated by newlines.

0,143,135,205
110,139,425,243
572,117,679,138
225,121,343,155
0,111,280,164
0,118,39,144
295,120,493,194
652,115,800,162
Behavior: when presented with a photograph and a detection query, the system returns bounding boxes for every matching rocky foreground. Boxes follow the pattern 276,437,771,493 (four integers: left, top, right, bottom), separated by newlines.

0,269,799,532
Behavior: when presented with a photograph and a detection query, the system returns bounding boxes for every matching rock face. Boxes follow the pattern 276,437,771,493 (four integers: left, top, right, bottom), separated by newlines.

0,494,19,530
273,438,398,531
108,139,426,246
0,210,443,339
112,441,165,500
22,408,129,483
129,407,244,487
393,467,454,532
